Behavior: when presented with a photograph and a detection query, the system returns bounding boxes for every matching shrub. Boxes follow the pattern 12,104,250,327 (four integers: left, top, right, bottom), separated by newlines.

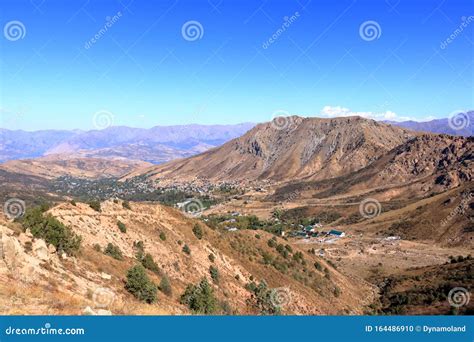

142,253,161,275
88,200,101,212
182,244,191,255
246,280,281,315
125,264,157,303
159,275,172,296
192,224,203,240
208,253,215,263
267,237,277,248
117,221,127,233
122,200,131,210
70,200,76,206
209,266,220,284
93,244,101,252
159,231,166,241
104,243,123,260
20,206,81,256
180,278,217,314
314,261,323,271
134,240,145,260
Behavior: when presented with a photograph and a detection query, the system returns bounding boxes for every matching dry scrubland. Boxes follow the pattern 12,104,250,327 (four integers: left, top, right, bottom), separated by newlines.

0,200,374,315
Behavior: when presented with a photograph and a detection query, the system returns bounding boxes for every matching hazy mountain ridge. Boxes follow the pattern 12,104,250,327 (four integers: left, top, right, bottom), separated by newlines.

385,111,474,137
0,123,255,163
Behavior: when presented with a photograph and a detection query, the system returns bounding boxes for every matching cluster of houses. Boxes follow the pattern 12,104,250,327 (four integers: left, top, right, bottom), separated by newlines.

292,223,345,240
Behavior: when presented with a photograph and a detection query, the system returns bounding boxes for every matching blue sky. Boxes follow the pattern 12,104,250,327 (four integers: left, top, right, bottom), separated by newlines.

0,0,472,130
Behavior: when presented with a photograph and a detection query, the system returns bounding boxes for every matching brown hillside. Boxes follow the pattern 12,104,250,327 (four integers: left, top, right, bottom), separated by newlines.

124,116,415,184
0,200,374,315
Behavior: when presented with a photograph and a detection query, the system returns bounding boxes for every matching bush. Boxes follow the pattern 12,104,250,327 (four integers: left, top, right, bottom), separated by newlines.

192,224,203,240
208,253,215,263
70,200,76,206
104,243,123,260
314,261,323,271
182,244,191,255
134,240,145,260
125,264,157,303
93,244,101,252
267,237,277,248
20,206,82,256
122,200,131,210
142,253,161,275
159,231,166,241
209,266,220,284
180,278,217,314
117,221,127,233
246,280,281,315
88,200,101,212
159,275,172,296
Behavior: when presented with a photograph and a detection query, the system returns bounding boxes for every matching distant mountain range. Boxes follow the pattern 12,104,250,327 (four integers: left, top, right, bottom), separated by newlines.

0,123,254,163
385,111,473,136
0,112,471,165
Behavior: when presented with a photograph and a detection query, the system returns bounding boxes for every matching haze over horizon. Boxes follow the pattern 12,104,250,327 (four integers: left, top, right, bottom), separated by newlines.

1,0,473,131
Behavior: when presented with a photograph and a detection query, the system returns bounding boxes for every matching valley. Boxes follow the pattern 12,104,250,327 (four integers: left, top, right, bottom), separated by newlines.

0,115,472,316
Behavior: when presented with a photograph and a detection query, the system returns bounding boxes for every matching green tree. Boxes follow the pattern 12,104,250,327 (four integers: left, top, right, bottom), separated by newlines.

182,244,191,255
180,278,217,314
209,266,220,284
117,220,127,233
192,224,203,239
142,253,161,275
88,200,101,212
125,264,157,303
159,275,172,297
122,200,131,210
159,231,166,241
246,280,281,315
104,243,123,260
21,206,81,256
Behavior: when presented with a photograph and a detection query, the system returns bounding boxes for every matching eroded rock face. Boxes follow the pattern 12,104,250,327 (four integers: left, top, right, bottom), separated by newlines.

1,232,25,271
0,226,50,282
33,239,49,261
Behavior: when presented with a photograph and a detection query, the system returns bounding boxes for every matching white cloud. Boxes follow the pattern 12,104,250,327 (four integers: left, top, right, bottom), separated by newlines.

320,105,412,122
